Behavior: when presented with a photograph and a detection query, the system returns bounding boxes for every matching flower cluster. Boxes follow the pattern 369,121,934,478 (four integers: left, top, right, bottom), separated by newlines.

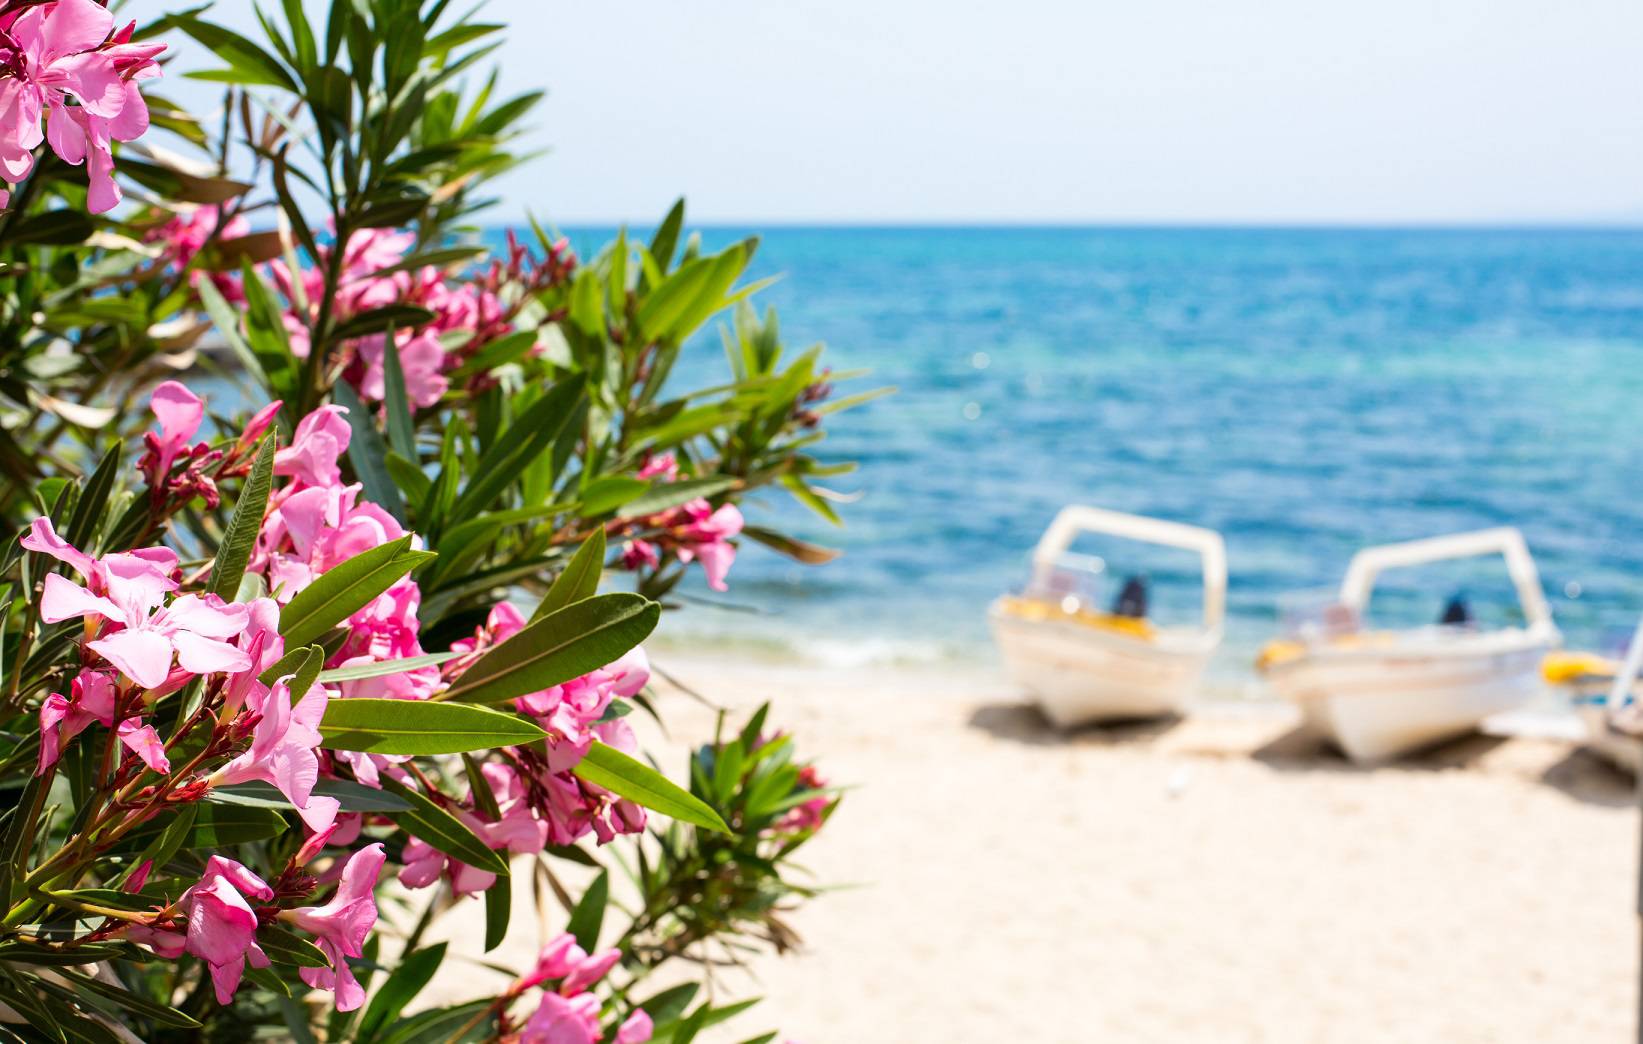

512,933,652,1044
395,603,653,897
270,225,575,409
0,0,163,211
615,453,745,591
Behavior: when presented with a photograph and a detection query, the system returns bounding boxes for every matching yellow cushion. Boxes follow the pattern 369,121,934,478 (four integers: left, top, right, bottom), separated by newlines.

997,595,1156,639
1541,651,1615,685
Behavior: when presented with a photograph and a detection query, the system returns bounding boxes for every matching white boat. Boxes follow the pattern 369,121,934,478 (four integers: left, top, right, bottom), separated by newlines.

1258,528,1560,764
1543,617,1643,775
989,506,1226,727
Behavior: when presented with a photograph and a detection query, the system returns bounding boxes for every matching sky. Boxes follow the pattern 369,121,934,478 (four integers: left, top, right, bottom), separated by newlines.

170,0,1643,226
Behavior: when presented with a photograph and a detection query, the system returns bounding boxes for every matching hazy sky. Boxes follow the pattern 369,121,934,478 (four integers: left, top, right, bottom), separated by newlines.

175,0,1643,225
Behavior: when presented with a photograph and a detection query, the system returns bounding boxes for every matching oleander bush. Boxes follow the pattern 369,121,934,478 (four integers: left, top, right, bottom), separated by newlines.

0,1,872,1039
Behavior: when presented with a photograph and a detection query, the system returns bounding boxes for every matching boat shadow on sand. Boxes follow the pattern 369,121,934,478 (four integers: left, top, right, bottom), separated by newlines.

965,701,1187,747
966,700,1634,808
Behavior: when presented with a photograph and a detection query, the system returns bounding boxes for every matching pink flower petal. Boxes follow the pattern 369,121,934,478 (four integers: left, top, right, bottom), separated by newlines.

38,572,121,624
116,719,170,773
89,629,173,689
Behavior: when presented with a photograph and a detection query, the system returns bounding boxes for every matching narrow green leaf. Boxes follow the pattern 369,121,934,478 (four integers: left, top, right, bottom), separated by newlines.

358,942,446,1039
572,743,730,834
65,443,120,550
448,379,585,525
278,536,433,647
616,477,737,519
335,380,407,523
56,970,201,1029
383,336,417,460
210,778,410,813
316,652,459,683
257,924,330,969
530,529,605,621
566,869,607,952
381,777,508,875
483,875,509,952
442,594,658,705
209,435,276,599
579,476,647,516
318,699,546,755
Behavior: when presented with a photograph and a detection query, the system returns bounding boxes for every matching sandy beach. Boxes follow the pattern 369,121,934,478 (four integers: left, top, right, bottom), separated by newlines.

420,656,1638,1042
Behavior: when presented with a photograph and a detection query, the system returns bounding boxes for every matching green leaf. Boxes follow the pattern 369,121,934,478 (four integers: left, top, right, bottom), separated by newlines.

121,804,285,849
381,777,508,875
483,874,509,952
648,198,686,276
448,378,585,524
208,435,276,599
383,336,418,460
579,476,647,516
334,380,406,522
210,779,410,813
315,652,459,683
381,999,494,1044
257,923,330,969
56,969,200,1029
369,246,487,279
442,594,658,705
448,329,538,379
278,536,433,647
318,699,546,755
739,525,840,565
565,869,607,952
616,477,737,519
8,210,93,246
358,942,446,1040
65,443,120,550
333,305,435,341
573,743,730,834
530,529,605,621
170,14,300,91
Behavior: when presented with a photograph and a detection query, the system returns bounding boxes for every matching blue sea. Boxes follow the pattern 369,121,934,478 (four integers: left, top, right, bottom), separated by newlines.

545,226,1643,685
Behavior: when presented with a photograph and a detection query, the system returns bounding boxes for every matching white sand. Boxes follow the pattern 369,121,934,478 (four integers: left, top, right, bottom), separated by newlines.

426,657,1640,1042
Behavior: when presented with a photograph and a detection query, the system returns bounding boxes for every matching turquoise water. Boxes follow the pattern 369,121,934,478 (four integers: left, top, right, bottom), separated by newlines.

542,226,1643,677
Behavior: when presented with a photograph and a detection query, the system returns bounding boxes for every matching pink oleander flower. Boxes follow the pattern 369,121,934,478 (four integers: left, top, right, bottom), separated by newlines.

35,669,168,775
521,992,603,1044
515,935,644,1044
126,922,184,959
356,329,449,409
620,539,659,572
0,0,165,212
635,453,678,481
282,843,385,1012
672,500,743,592
777,764,830,834
222,597,283,714
27,519,249,689
179,856,273,1004
212,676,339,832
136,380,218,504
455,602,650,769
616,1012,654,1044
398,763,547,896
273,404,351,489
148,203,251,300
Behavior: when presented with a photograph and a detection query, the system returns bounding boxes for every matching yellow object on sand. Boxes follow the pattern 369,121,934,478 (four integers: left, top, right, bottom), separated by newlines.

1541,650,1616,685
996,595,1156,639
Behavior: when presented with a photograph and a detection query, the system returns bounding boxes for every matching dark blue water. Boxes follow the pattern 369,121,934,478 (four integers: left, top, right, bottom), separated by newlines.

534,226,1643,676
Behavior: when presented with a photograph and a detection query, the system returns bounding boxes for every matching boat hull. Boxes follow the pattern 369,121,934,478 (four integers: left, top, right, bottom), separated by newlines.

990,611,1212,727
1575,703,1643,776
1266,643,1549,764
